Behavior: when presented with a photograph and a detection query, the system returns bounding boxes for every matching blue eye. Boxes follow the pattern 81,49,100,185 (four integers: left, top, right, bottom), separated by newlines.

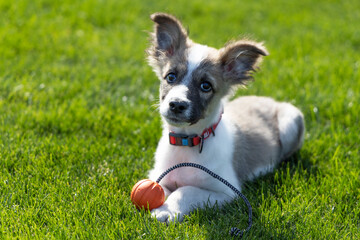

165,73,177,83
200,81,212,92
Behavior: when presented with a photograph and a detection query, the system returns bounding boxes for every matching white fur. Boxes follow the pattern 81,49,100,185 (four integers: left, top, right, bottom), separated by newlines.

149,112,239,222
277,102,304,158
187,44,209,73
252,164,275,179
160,84,191,122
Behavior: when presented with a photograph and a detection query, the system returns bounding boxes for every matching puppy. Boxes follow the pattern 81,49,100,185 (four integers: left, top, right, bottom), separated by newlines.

147,13,304,223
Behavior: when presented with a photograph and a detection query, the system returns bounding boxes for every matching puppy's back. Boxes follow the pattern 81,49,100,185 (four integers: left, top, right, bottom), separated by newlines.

225,96,285,181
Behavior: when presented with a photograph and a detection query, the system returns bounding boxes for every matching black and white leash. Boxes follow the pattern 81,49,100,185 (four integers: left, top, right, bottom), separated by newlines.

156,162,252,238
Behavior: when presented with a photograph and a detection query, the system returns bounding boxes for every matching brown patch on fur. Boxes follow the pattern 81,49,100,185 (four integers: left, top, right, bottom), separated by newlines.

226,96,281,182
147,13,192,79
159,56,188,102
192,60,221,91
220,40,269,85
150,13,188,54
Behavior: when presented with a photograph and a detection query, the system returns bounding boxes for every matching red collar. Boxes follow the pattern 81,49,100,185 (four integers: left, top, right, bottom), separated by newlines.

169,113,223,153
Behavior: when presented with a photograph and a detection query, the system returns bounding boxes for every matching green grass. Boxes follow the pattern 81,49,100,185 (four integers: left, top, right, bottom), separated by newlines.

0,0,359,239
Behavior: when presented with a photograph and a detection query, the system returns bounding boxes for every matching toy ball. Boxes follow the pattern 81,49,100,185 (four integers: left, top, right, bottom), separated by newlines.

130,179,165,210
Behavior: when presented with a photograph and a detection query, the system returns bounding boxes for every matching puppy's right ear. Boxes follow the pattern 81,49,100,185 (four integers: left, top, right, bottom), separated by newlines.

148,13,188,57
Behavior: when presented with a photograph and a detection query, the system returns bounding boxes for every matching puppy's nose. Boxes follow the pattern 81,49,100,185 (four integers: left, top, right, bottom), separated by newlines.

169,101,189,114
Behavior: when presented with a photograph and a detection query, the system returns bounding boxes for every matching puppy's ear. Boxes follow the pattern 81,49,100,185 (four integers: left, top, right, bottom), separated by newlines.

148,13,188,57
220,40,268,85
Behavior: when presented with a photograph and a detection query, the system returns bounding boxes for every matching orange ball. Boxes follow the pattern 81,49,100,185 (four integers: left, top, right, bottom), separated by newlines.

130,179,165,210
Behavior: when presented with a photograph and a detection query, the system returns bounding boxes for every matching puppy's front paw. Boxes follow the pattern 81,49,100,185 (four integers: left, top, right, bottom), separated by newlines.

151,204,183,223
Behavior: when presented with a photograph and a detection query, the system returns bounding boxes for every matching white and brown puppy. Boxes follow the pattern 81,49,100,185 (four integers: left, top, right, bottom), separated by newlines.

147,13,304,223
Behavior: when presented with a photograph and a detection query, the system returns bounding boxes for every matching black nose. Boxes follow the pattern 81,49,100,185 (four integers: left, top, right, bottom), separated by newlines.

169,101,189,114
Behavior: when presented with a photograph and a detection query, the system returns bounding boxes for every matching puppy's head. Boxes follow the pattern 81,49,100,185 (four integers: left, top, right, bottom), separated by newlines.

147,13,268,128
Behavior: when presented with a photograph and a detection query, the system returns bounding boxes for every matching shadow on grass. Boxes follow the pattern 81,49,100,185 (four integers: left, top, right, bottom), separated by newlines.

186,149,316,239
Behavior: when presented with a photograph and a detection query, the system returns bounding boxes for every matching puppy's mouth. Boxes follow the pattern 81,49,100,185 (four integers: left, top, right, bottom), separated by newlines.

163,115,191,126
162,113,199,126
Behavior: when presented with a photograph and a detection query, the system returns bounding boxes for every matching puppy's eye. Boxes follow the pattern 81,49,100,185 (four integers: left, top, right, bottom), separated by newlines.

165,73,177,83
200,81,212,92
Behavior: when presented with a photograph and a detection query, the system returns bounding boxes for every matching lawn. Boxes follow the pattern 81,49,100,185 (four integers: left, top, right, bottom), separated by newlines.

0,0,359,239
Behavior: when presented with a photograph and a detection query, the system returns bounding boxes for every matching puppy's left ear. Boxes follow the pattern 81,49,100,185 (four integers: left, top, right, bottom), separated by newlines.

148,13,188,57
220,40,268,85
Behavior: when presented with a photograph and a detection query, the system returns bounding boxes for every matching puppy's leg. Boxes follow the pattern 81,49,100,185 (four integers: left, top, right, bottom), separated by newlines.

277,103,305,159
151,186,234,223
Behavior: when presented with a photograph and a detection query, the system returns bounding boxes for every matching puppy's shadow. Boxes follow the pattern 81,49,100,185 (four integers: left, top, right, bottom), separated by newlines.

188,150,315,239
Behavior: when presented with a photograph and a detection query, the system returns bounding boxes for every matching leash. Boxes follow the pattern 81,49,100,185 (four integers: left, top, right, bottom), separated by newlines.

156,162,252,238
